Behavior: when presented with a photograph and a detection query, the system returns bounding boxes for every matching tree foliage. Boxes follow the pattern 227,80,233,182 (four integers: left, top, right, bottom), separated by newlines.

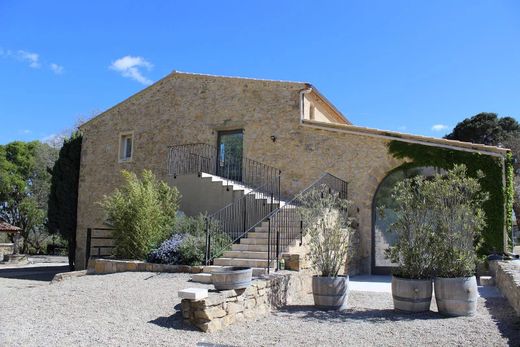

47,132,82,270
0,141,58,253
99,170,181,260
445,112,520,246
445,112,520,146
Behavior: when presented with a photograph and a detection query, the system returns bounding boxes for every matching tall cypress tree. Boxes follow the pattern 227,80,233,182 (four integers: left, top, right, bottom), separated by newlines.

47,132,82,270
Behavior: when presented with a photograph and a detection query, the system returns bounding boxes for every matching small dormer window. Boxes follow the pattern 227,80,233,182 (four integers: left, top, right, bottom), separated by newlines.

119,133,133,162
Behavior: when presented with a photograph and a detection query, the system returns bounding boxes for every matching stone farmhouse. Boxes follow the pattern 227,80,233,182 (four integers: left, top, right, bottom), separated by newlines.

77,71,510,273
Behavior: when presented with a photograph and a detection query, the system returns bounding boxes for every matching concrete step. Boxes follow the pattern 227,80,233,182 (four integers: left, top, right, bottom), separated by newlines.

240,238,269,245
254,226,302,233
213,257,271,268
247,232,271,239
223,251,269,259
231,244,269,252
191,273,213,284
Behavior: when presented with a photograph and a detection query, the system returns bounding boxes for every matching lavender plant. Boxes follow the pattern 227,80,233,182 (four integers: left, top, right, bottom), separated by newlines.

147,234,185,264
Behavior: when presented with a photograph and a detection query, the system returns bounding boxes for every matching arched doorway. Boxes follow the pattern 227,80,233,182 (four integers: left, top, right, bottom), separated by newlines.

371,166,441,274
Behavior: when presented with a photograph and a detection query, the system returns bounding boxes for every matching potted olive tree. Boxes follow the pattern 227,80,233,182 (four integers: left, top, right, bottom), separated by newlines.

427,165,487,316
298,186,354,310
385,175,437,312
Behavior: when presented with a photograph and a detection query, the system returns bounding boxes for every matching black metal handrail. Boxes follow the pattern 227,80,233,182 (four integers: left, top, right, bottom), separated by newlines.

264,173,349,273
204,179,281,264
167,143,281,193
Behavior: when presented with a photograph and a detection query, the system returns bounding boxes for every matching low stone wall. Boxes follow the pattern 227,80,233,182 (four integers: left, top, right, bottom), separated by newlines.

490,260,520,316
181,271,312,332
90,258,203,274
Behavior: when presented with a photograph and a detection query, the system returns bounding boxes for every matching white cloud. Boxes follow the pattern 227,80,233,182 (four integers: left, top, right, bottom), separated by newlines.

396,126,407,131
431,124,449,132
17,50,40,68
21,129,32,134
1,48,65,74
110,55,153,85
50,63,64,74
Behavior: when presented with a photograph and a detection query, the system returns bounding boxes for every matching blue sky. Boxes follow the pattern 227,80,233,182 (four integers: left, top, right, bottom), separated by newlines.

1,1,520,144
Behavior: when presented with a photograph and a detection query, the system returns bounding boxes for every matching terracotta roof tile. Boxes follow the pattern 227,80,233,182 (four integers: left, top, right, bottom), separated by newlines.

0,221,21,232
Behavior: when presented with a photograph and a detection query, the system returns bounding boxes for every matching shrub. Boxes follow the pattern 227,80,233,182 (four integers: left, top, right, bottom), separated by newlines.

386,165,487,279
99,170,180,260
147,234,184,264
427,165,487,277
298,186,354,277
385,175,437,279
147,213,231,266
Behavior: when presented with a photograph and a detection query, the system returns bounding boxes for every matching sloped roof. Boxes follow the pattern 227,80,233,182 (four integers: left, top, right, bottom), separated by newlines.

78,71,510,157
0,220,21,233
79,71,351,129
302,119,510,156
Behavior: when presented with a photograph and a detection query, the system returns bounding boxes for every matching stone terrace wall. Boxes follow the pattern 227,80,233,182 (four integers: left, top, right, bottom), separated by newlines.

490,260,520,316
181,271,311,332
89,258,204,274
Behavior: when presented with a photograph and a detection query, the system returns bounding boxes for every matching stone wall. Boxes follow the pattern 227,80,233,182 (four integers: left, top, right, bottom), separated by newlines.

89,258,204,274
490,260,520,316
0,243,14,261
181,271,311,332
75,72,407,272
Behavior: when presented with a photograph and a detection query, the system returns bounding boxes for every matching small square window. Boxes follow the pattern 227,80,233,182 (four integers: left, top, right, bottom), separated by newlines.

119,133,133,162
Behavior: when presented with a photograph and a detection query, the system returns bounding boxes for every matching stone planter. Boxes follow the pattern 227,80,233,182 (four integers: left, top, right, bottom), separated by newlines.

212,266,252,290
312,275,349,310
434,276,478,316
391,276,432,312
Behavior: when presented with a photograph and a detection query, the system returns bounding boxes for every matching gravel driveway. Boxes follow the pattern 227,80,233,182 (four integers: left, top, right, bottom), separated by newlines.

0,272,518,346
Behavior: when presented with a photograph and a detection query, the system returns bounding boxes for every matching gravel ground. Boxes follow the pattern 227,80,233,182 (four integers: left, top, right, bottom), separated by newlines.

0,272,518,347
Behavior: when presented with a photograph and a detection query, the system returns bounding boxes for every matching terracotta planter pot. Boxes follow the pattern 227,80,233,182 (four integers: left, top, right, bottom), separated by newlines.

312,275,349,310
434,276,478,316
392,276,433,312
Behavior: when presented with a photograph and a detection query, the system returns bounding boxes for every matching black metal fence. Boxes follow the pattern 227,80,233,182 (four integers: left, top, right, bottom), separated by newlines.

85,227,115,266
167,143,281,193
264,173,349,273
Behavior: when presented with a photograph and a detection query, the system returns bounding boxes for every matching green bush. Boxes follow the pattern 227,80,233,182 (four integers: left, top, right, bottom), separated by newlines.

427,165,487,277
386,165,487,279
99,170,180,260
385,175,438,279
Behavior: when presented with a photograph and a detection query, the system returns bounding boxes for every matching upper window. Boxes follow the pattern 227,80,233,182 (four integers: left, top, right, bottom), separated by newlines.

119,133,133,162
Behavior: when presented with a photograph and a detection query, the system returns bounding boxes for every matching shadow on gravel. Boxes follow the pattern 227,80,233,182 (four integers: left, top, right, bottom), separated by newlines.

0,265,68,282
276,305,443,323
482,297,520,345
148,305,200,332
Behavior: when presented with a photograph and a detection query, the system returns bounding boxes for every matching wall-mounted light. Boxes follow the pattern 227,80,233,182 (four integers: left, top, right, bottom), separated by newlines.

270,135,277,143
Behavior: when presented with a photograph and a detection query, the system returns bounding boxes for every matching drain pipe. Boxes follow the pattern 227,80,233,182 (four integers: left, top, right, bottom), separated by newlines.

299,86,313,123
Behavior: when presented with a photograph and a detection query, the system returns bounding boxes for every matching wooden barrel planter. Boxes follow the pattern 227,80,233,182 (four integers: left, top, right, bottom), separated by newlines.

391,276,433,312
312,276,349,310
212,267,253,290
434,276,478,316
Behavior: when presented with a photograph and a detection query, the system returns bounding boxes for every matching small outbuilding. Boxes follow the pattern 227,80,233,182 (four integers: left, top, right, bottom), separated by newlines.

0,220,21,261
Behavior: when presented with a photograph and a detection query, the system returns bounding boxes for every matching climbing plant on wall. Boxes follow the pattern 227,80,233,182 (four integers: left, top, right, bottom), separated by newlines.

387,140,514,254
